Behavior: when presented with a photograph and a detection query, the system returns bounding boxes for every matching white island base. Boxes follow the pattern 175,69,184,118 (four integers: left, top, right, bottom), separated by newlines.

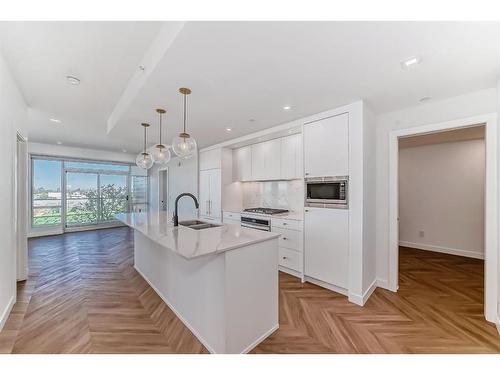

133,230,279,354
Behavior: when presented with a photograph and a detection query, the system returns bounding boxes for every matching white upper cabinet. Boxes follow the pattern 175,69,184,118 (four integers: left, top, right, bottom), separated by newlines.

304,113,349,177
280,134,302,180
262,138,281,180
250,142,265,180
199,148,222,170
233,146,252,181
233,134,301,181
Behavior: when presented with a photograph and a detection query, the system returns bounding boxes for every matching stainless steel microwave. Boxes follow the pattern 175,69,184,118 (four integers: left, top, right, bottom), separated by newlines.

305,176,348,208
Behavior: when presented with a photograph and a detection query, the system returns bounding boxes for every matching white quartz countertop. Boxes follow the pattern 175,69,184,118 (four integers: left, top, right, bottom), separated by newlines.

116,212,280,260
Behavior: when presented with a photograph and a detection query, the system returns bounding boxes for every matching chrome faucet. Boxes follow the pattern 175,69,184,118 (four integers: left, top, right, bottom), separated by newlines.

173,193,199,226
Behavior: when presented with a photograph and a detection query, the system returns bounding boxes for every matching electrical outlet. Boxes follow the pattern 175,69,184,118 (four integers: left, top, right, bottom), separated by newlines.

419,230,425,238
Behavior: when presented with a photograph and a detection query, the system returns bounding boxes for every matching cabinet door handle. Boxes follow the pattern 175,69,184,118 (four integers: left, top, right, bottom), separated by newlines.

305,209,309,213
283,237,288,240
206,201,209,215
282,256,287,260
283,222,288,226
305,172,309,176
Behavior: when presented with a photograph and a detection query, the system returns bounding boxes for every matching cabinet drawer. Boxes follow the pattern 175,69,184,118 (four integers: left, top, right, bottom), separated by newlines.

279,248,300,272
271,218,302,231
273,227,303,251
223,211,241,221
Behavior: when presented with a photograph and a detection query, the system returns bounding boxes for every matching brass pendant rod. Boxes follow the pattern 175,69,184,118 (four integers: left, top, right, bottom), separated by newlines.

183,92,187,134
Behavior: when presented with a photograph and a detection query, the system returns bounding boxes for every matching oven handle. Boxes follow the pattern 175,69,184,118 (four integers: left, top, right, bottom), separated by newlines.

241,222,271,231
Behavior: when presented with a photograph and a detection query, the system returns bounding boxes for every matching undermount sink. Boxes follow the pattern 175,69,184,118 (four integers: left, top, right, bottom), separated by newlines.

179,220,222,230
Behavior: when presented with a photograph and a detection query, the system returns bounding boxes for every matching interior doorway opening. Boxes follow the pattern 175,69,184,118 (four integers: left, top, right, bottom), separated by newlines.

158,168,169,212
397,125,489,326
388,114,498,324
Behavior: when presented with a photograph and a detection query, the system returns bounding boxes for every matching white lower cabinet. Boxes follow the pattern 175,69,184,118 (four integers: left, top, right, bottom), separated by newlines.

304,207,348,289
271,218,303,277
223,211,241,225
278,248,300,271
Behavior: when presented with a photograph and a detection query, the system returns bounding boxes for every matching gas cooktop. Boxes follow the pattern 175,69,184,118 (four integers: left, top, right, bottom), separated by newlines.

243,207,289,215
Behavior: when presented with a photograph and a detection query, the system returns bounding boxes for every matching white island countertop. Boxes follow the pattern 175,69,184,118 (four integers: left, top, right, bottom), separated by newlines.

116,211,280,260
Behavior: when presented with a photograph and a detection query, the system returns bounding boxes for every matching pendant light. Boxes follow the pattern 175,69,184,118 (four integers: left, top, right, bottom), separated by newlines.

136,123,154,170
151,108,171,165
172,87,197,159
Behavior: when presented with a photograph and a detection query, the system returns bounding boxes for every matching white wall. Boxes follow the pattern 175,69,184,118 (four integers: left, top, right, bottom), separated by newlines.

149,155,199,219
375,87,497,288
28,142,136,164
0,52,28,331
399,139,485,259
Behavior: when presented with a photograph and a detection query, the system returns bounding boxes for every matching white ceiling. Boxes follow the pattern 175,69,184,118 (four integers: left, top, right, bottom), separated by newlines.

0,21,163,152
2,21,500,153
399,124,485,148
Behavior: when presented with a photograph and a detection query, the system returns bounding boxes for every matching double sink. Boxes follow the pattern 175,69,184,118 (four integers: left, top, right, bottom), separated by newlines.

179,220,222,230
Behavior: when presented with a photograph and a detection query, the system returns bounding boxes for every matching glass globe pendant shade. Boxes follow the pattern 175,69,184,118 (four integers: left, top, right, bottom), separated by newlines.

172,133,197,159
151,144,171,164
136,152,154,170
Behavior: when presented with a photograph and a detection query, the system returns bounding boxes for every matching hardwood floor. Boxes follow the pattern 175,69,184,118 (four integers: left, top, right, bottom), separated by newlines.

0,228,498,353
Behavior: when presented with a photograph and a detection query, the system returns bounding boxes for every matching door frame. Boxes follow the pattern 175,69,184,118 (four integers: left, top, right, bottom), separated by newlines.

388,113,498,323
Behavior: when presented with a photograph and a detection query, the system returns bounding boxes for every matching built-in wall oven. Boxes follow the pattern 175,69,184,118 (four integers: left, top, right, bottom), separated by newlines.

240,214,271,231
305,176,348,209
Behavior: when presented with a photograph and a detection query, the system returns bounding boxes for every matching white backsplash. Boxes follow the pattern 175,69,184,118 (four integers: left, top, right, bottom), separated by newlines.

242,179,304,212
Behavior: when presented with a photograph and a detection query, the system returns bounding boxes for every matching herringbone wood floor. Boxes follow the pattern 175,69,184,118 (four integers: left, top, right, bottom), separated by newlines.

0,228,499,353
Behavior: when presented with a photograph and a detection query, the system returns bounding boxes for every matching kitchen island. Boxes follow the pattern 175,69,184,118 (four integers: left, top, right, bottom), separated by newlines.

116,211,280,354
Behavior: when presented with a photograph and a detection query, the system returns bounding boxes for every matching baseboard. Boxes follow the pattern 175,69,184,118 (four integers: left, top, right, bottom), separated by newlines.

0,295,15,333
241,324,279,354
376,278,389,289
348,279,377,306
303,276,348,297
134,265,217,354
399,241,484,260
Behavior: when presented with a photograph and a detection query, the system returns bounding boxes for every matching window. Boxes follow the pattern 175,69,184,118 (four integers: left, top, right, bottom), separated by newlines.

32,158,62,227
31,156,146,229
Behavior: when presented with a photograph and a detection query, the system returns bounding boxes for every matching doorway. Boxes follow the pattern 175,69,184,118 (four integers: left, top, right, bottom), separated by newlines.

388,114,498,324
158,168,169,212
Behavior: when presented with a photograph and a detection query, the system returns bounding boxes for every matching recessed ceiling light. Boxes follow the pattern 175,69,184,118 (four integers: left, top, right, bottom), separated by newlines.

121,148,127,153
401,56,421,68
56,141,63,145
49,118,62,124
283,105,292,111
66,75,80,85
225,127,232,132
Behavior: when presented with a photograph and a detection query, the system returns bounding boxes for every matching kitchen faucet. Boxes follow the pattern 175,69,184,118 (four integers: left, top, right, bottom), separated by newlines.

173,193,199,226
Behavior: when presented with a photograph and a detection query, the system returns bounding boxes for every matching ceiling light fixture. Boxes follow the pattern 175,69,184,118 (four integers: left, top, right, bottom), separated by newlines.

171,87,197,159
136,123,154,170
225,127,232,132
66,75,81,85
121,149,127,153
49,118,62,124
401,56,421,68
283,105,292,111
151,108,171,165
56,141,63,145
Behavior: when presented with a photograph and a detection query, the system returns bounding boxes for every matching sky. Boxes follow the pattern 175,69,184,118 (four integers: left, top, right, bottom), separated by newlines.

33,159,129,191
